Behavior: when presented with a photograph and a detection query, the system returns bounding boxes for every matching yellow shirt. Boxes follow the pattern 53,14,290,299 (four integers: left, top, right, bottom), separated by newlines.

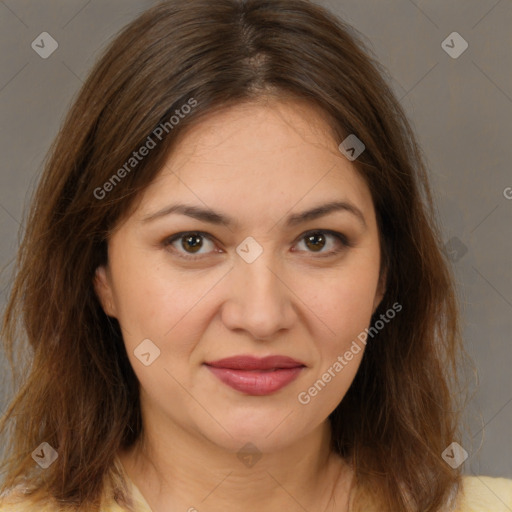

1,460,511,511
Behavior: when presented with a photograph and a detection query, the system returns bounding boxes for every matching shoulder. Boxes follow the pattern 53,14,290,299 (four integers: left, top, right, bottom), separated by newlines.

0,485,57,512
456,475,512,512
0,456,148,512
0,486,124,512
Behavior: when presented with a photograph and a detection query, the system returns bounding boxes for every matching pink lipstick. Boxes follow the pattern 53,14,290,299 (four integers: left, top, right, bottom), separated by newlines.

204,355,305,395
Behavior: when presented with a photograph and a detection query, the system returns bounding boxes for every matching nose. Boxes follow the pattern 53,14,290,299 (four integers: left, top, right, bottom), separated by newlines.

220,254,297,341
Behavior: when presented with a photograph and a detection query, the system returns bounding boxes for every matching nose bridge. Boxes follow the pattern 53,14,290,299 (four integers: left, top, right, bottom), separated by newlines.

240,251,281,300
223,244,295,339
235,235,281,293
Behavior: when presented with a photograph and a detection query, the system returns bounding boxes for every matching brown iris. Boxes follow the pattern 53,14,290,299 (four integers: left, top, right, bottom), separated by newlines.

182,234,203,253
304,232,326,252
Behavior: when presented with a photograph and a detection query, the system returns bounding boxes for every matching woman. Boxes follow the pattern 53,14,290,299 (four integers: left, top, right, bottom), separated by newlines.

0,1,510,511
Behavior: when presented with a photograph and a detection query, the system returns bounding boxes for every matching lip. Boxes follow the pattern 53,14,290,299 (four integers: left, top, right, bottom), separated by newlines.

204,355,306,395
206,355,305,370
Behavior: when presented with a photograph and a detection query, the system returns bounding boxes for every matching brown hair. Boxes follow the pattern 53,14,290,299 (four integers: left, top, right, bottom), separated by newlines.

0,0,468,510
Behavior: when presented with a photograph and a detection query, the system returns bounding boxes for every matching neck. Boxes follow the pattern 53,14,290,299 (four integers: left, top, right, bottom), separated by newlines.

118,419,353,512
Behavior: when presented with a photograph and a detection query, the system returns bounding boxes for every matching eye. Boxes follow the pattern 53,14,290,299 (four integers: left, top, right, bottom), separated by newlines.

292,230,351,257
164,231,219,260
163,229,351,261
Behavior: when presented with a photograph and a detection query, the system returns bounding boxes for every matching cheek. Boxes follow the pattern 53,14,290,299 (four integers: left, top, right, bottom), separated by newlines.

109,251,223,356
302,261,380,346
295,269,378,412
333,277,377,333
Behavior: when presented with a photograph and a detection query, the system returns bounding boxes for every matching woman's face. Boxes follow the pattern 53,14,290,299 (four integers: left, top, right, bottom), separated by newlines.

94,98,385,453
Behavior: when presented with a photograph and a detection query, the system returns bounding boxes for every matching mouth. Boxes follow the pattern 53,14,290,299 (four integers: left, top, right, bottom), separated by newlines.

204,355,306,396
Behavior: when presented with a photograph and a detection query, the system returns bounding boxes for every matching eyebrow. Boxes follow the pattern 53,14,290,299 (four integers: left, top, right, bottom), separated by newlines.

141,200,367,229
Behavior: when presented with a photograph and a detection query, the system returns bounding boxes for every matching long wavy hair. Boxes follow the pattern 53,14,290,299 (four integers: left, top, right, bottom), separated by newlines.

0,1,469,510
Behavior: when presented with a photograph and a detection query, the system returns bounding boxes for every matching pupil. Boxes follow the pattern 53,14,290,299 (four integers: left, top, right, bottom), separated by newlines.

183,234,202,253
306,233,325,252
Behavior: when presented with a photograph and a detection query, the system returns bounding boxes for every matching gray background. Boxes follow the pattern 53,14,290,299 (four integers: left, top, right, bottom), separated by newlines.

0,0,510,483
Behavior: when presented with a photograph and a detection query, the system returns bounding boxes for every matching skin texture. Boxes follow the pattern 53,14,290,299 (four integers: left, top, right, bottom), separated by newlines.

94,97,386,512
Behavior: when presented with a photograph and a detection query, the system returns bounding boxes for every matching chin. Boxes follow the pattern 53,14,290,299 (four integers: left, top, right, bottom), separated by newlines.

192,408,310,454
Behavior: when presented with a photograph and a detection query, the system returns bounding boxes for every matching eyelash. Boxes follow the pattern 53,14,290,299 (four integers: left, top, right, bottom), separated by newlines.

163,230,352,261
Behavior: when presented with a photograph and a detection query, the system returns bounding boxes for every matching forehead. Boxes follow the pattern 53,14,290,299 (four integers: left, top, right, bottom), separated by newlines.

164,97,341,169
134,98,374,225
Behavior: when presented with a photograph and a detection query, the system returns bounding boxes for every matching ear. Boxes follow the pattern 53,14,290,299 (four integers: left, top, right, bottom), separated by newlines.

93,265,118,318
372,266,387,313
